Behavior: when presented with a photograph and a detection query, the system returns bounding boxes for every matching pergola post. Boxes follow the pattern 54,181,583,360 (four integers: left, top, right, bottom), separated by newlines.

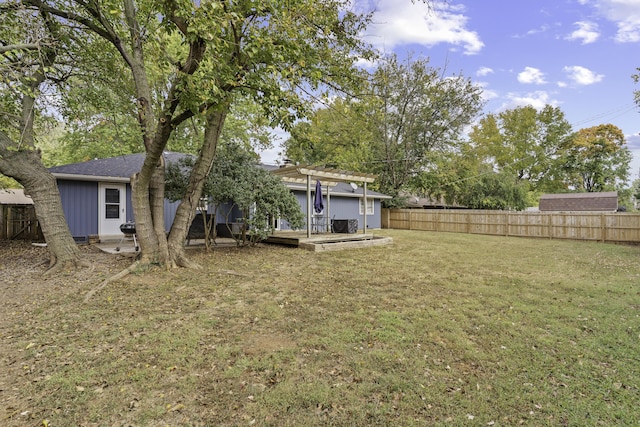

306,174,312,238
325,186,330,232
271,165,377,237
363,182,367,234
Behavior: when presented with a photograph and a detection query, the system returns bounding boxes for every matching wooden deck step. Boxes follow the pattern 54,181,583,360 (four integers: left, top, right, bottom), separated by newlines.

264,232,392,252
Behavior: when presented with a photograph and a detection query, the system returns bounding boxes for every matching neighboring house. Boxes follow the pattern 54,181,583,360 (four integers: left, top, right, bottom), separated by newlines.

538,192,618,212
0,189,41,240
49,153,391,242
403,195,467,210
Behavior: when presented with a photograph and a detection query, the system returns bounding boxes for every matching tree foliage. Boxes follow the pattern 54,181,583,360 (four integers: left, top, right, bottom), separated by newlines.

411,144,530,210
284,54,484,204
469,105,573,193
284,97,375,172
367,55,483,200
0,3,85,269
562,124,631,192
166,144,304,245
14,0,375,268
454,167,528,210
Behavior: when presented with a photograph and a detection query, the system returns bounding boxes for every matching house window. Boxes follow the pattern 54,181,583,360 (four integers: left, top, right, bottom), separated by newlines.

359,198,374,215
196,197,209,212
104,188,121,219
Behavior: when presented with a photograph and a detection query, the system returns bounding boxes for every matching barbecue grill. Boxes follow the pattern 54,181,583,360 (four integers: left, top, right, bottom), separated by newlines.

116,222,139,252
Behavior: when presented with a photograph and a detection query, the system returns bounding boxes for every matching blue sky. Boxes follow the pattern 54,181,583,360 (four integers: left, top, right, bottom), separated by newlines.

261,0,640,184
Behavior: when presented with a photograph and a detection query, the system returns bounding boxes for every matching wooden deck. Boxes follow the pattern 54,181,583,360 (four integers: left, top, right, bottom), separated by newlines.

264,231,393,252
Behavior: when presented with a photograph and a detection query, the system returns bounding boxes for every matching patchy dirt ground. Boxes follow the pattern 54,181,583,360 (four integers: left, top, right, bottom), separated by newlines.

0,240,133,305
0,240,134,423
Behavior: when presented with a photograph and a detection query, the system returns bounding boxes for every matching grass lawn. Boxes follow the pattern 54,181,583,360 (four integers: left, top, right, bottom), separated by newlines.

3,229,640,426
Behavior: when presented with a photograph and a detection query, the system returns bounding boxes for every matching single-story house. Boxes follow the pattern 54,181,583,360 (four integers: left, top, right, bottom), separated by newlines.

403,195,467,210
538,191,618,212
48,152,391,242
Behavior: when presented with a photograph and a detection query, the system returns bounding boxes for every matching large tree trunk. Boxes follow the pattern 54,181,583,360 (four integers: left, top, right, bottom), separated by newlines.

150,161,170,266
167,109,228,267
0,141,83,271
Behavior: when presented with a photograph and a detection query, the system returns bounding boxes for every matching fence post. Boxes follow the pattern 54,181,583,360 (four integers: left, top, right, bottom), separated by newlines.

505,211,509,237
601,213,606,243
466,212,470,233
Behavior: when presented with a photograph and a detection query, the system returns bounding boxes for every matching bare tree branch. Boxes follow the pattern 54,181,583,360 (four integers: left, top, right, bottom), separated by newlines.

0,43,39,54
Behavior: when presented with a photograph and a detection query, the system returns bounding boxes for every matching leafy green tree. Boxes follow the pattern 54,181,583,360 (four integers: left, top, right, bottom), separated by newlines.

469,105,573,193
20,0,376,268
0,4,85,270
0,174,20,188
630,177,640,210
561,124,632,192
366,55,483,202
284,54,483,204
455,167,528,210
412,145,529,210
284,97,375,172
165,144,304,246
48,93,275,165
48,40,141,165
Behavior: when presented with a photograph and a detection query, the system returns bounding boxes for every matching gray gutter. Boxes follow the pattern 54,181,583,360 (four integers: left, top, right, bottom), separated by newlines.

51,173,130,183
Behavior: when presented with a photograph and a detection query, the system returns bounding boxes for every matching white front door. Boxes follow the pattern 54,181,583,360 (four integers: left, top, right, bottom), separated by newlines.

99,183,126,239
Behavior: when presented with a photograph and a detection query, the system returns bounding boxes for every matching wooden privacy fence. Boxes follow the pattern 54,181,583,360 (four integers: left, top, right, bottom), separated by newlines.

382,209,640,244
0,205,42,240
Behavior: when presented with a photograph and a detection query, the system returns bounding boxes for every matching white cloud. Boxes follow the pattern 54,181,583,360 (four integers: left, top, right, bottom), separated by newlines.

615,20,640,42
563,65,605,85
626,132,640,150
591,0,640,42
566,21,600,43
476,66,494,77
518,67,547,84
360,0,484,55
474,81,498,102
503,91,560,110
354,56,379,70
523,24,553,37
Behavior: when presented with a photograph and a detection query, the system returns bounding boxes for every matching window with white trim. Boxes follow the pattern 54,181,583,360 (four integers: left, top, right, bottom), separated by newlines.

359,198,374,215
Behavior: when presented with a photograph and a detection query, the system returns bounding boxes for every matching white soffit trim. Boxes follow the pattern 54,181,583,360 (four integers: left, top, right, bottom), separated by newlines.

52,173,130,183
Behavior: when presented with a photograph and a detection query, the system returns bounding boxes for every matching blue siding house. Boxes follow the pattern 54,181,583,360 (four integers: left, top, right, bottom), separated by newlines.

49,153,390,242
278,181,388,232
50,153,184,241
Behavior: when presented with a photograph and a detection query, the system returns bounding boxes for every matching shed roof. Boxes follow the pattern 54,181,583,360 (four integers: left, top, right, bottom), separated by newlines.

0,189,33,205
539,192,618,212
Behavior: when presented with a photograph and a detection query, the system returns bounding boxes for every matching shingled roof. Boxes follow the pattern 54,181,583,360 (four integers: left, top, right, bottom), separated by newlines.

49,152,189,181
48,153,391,200
539,192,618,212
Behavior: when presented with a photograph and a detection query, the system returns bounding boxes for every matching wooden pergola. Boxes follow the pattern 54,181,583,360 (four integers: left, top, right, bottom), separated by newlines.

271,165,377,238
